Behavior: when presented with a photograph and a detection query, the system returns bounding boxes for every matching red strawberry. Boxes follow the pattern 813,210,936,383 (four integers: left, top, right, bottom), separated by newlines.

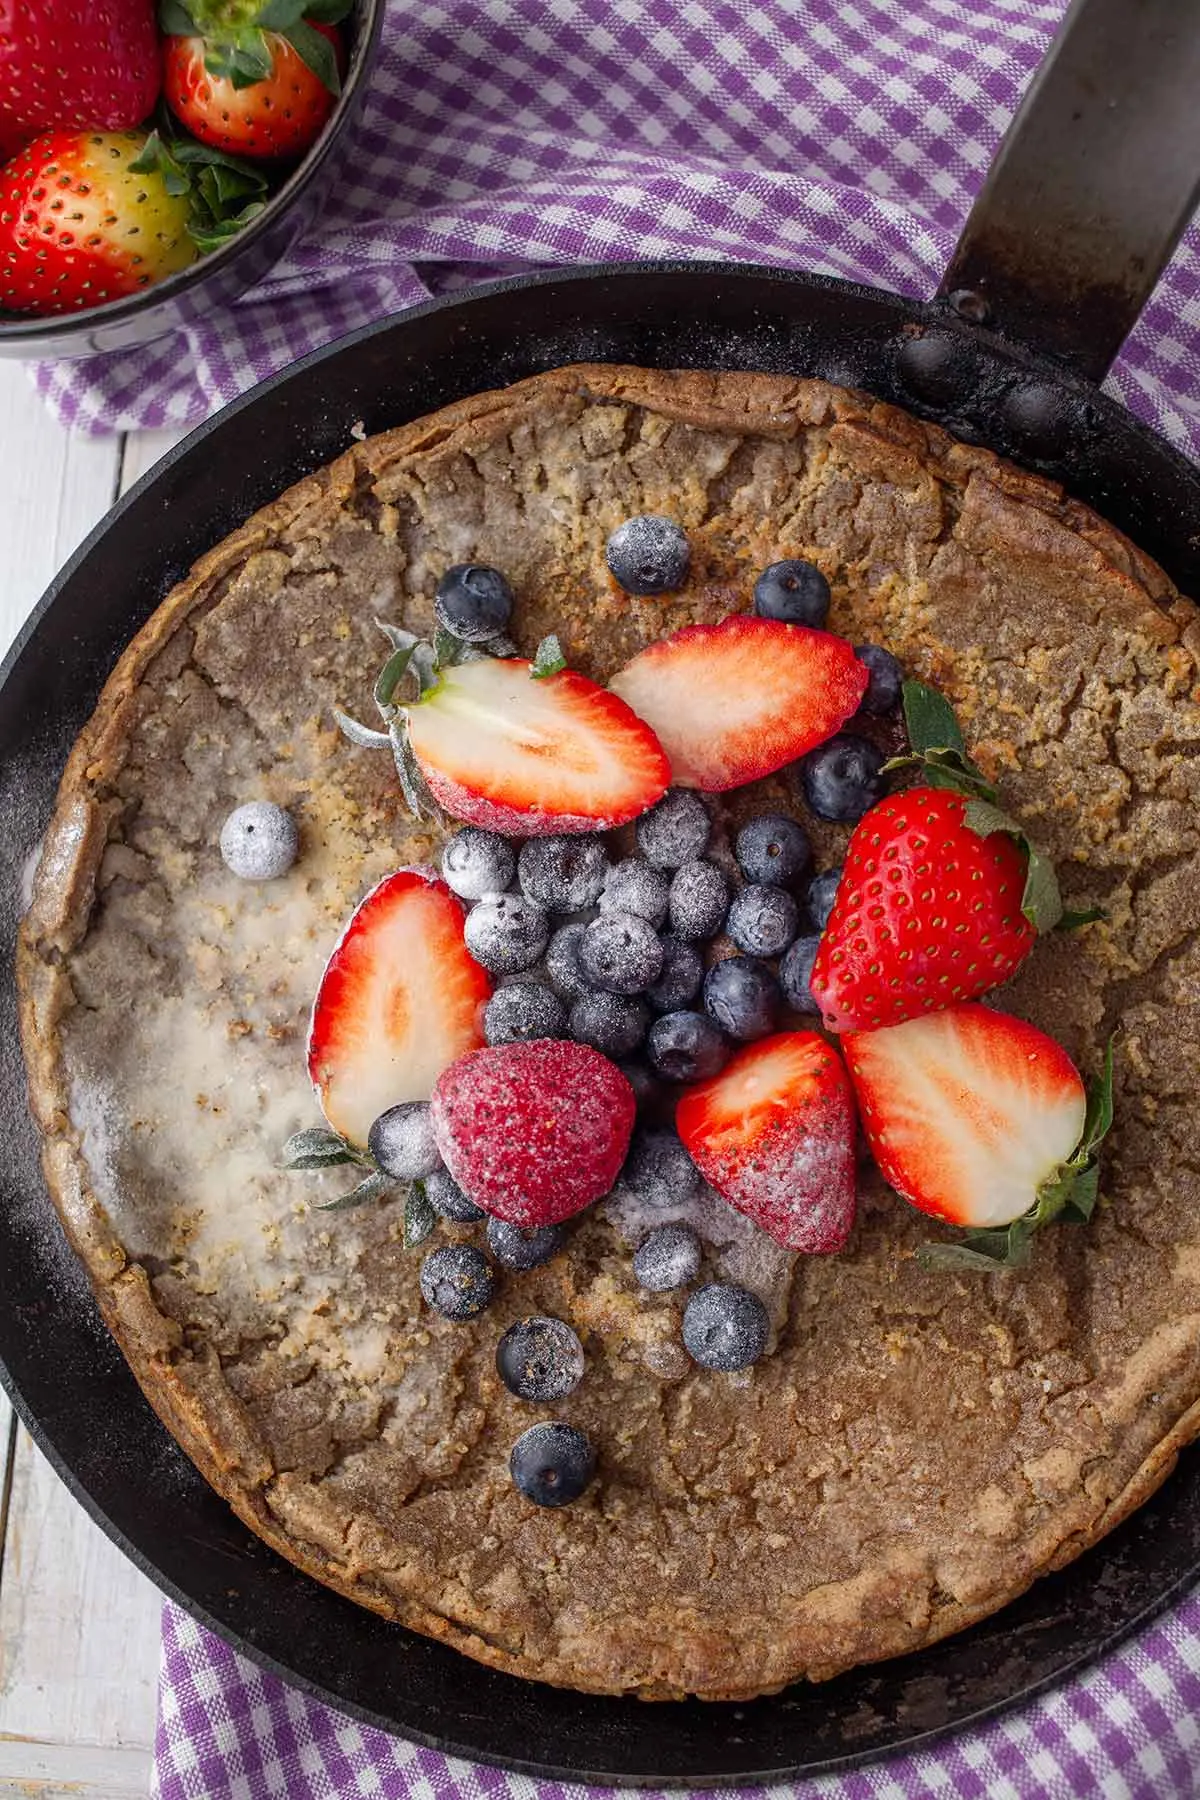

810,787,1038,1032
404,658,670,836
307,869,491,1148
430,1040,636,1227
0,0,161,161
607,616,868,791
0,131,197,316
163,20,343,162
676,1032,857,1253
844,1004,1092,1235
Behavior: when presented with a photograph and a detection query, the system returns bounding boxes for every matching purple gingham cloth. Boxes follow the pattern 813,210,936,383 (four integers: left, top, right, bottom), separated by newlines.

29,0,1200,448
101,0,1199,1790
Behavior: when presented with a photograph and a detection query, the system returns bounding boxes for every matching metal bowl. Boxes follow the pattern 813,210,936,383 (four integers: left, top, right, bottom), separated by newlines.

0,0,385,361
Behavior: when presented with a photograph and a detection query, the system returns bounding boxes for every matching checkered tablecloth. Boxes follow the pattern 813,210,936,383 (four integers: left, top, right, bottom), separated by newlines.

51,0,1191,1790
30,0,1200,453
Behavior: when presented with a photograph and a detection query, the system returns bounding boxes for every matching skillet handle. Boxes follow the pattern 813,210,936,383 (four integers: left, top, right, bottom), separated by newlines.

937,0,1200,382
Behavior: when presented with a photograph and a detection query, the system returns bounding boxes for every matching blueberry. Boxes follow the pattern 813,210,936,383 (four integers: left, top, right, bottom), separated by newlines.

579,911,664,996
636,788,711,869
464,892,549,974
544,922,594,1002
668,859,729,942
752,559,830,627
682,1283,769,1370
779,934,822,1015
734,813,811,888
425,1165,485,1223
484,981,567,1046
634,1223,702,1293
518,835,608,912
855,643,903,715
726,883,800,959
703,956,779,1041
617,1059,660,1111
606,515,690,596
496,1316,585,1401
420,1245,495,1320
645,934,703,1012
620,1128,700,1207
646,1010,729,1083
600,857,670,928
806,866,843,932
568,991,649,1058
486,1218,568,1271
798,733,886,824
434,563,514,642
368,1101,441,1180
219,801,298,881
510,1420,596,1507
442,827,517,901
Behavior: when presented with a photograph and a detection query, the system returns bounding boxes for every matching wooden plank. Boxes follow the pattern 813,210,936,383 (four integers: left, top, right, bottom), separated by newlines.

120,426,188,495
0,365,121,658
0,1427,161,1751
0,1735,151,1793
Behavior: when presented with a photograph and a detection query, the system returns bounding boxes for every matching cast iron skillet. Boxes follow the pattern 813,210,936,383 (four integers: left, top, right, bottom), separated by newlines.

3,0,1200,1782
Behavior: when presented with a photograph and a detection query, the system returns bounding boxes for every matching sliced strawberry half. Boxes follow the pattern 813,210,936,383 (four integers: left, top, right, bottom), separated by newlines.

676,1031,858,1252
608,616,868,791
307,869,491,1147
406,659,670,834
844,1004,1088,1231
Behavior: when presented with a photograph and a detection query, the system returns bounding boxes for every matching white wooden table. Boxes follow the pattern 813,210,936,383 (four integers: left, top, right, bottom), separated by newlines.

0,361,185,1800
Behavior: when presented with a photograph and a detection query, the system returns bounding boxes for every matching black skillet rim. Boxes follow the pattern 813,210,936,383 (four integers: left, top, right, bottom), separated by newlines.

3,258,1200,1785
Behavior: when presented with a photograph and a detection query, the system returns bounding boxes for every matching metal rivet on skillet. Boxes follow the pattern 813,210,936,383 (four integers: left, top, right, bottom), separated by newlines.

1001,381,1080,460
894,328,979,409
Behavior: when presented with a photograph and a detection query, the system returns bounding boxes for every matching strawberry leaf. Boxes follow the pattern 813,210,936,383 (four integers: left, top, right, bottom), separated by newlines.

902,680,965,758
282,18,341,92
303,0,352,20
333,707,391,749
1058,904,1105,931
255,0,310,24
280,1126,363,1169
389,723,441,822
433,626,467,669
159,0,200,31
375,618,419,652
404,1182,437,1248
531,634,567,679
315,1169,395,1212
374,643,416,712
1019,843,1064,934
917,1234,1031,1273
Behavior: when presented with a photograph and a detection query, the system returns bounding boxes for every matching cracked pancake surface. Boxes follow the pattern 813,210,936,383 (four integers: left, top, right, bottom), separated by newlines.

17,364,1200,1699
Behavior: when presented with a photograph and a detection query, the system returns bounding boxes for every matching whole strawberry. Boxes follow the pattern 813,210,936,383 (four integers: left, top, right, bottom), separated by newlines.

162,0,347,161
430,1041,637,1227
810,682,1097,1033
0,0,161,162
0,132,196,315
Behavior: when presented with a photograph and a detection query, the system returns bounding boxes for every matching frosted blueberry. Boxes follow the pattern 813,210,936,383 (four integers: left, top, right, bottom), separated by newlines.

600,857,670,928
682,1283,769,1370
620,1128,700,1208
441,827,516,901
464,892,549,974
703,956,779,1040
580,911,664,996
634,1223,702,1293
779,934,822,1015
726,884,800,959
669,859,730,942
854,643,903,715
646,1010,728,1083
735,813,811,888
496,1316,585,1401
420,1244,495,1321
510,1421,595,1507
425,1165,485,1223
636,788,711,869
645,934,703,1012
806,866,843,932
487,1218,568,1271
484,981,567,1045
568,991,648,1058
545,922,594,1002
519,835,608,911
605,515,690,596
219,801,298,881
434,563,514,641
367,1101,441,1180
